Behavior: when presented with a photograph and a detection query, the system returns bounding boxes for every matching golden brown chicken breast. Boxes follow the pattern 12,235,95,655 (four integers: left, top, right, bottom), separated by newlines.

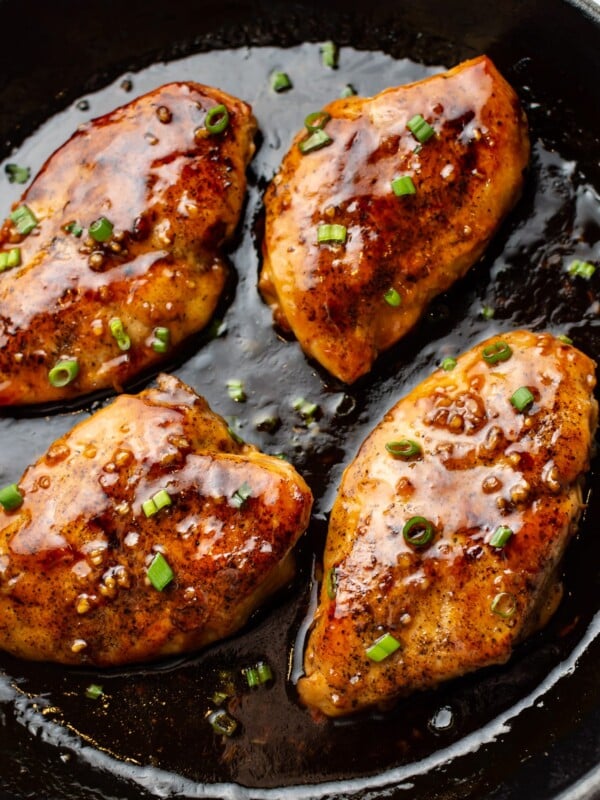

261,56,529,383
0,82,256,405
0,374,312,666
298,331,597,716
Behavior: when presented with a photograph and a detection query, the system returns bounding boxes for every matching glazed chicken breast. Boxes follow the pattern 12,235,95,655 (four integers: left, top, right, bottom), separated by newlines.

298,331,597,716
0,82,256,405
0,374,312,666
261,56,529,383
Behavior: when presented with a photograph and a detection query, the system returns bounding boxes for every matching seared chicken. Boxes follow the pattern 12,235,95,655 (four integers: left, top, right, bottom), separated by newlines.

0,374,312,666
0,82,256,405
298,331,597,716
261,56,529,383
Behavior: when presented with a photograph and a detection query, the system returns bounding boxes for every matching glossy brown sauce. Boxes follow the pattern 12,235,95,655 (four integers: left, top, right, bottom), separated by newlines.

0,43,600,799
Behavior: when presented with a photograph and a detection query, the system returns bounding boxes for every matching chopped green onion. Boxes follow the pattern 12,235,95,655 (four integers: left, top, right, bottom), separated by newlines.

441,357,457,371
0,248,21,272
557,333,573,345
147,552,174,591
226,378,246,402
109,317,131,351
142,489,172,517
568,259,596,279
211,690,229,706
5,163,30,184
89,216,113,242
340,84,357,98
48,358,79,388
402,516,435,548
366,632,401,662
317,223,347,244
205,104,229,135
293,397,319,423
385,439,422,459
407,114,435,143
207,708,238,736
243,660,273,687
391,175,416,197
490,525,513,548
326,567,338,600
482,341,512,365
510,386,534,412
0,483,23,511
10,204,38,235
151,326,170,354
383,288,402,307
304,110,331,132
321,40,338,68
254,414,280,433
271,71,292,92
491,591,516,619
481,305,495,320
64,221,83,237
298,129,332,154
231,482,252,509
85,683,103,700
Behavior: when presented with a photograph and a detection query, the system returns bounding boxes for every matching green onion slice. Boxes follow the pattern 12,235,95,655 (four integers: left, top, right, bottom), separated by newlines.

5,163,30,184
482,341,512,365
292,397,319,423
0,483,23,511
231,482,252,509
385,439,421,459
365,632,401,662
151,326,170,354
85,683,103,700
491,591,516,619
402,516,435,548
304,110,331,132
142,489,172,517
48,358,79,388
557,334,573,345
326,567,338,600
243,660,273,688
321,40,338,68
510,386,534,412
481,305,495,320
0,248,21,272
205,104,229,134
489,525,513,548
226,378,246,402
391,175,416,197
89,216,113,242
383,288,402,307
109,317,131,351
65,221,83,237
317,223,347,244
298,129,332,154
441,357,457,371
271,71,292,92
568,259,596,279
207,709,238,736
10,204,38,235
407,114,435,143
340,84,357,98
147,552,174,591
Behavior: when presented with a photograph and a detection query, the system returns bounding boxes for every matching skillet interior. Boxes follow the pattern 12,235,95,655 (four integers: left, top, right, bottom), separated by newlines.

1,1,600,798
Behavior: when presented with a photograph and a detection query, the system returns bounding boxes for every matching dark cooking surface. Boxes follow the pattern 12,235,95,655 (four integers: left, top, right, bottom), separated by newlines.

1,1,600,798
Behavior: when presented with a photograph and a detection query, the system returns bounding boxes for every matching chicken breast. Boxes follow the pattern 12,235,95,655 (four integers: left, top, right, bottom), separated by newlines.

261,56,529,383
0,374,312,666
0,82,256,405
298,331,597,716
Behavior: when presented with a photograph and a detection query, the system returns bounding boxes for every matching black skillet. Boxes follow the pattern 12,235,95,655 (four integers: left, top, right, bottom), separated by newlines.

1,0,600,798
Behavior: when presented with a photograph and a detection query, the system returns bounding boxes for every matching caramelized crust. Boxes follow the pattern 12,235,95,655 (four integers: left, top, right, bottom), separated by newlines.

0,375,312,665
261,56,529,383
0,82,256,405
298,331,597,716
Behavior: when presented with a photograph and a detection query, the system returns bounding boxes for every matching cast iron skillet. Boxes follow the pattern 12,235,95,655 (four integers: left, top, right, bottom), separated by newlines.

1,1,600,798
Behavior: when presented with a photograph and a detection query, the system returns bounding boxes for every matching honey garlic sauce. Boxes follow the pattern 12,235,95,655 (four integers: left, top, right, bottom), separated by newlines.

0,374,312,666
0,82,256,405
